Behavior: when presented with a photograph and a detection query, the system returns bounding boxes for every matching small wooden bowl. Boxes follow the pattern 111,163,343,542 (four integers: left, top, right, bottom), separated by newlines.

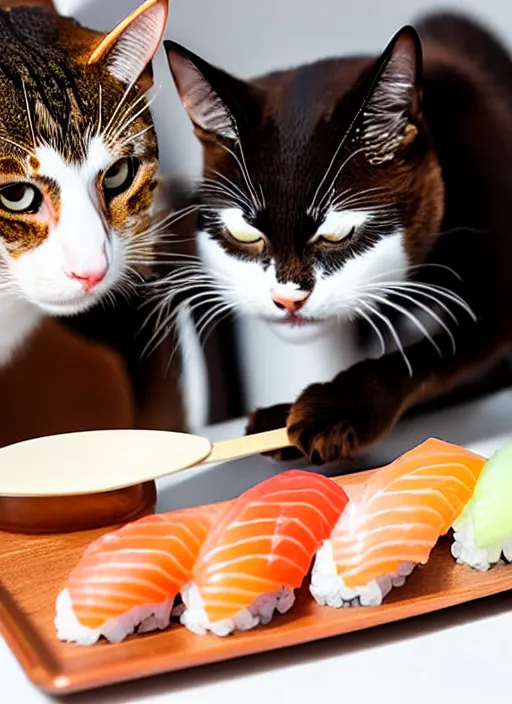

0,481,157,534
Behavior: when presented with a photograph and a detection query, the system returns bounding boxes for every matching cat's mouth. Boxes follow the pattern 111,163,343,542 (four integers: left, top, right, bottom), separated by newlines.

268,314,325,327
264,312,333,343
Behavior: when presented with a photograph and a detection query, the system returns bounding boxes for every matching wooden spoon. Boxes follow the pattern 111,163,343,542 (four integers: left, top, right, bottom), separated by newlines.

0,427,290,497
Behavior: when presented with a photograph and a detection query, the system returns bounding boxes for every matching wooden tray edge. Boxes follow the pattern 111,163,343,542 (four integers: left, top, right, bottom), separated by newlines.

4,562,512,696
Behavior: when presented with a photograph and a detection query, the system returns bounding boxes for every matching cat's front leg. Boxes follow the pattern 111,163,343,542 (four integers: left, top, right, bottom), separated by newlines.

286,357,406,464
245,358,406,464
287,324,498,464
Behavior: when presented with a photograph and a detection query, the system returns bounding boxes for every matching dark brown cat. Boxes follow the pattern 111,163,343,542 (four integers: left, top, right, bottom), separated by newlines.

164,13,512,463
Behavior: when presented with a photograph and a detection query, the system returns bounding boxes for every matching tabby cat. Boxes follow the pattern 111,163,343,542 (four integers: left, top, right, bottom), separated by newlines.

0,0,167,367
164,13,512,463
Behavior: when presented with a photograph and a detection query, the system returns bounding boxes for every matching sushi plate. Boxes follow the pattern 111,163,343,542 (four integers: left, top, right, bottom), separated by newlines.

1,468,512,697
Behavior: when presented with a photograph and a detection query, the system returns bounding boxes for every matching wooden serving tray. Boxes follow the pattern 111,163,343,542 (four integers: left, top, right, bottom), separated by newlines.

1,469,512,696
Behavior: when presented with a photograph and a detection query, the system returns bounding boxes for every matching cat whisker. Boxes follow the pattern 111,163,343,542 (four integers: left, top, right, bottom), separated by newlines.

143,266,210,285
364,280,476,320
438,225,488,237
374,285,459,325
141,287,227,360
151,235,197,248
220,142,261,213
196,304,239,356
0,134,34,160
195,299,238,343
132,251,203,266
102,78,140,138
21,81,37,152
148,279,234,302
135,204,199,240
200,183,252,211
144,266,210,284
237,137,265,209
309,140,370,217
332,186,389,211
360,300,413,376
123,264,147,285
203,172,254,210
365,292,444,358
110,86,160,144
329,187,356,208
208,171,248,198
354,304,387,357
165,296,236,376
258,182,266,209
118,124,154,150
142,274,223,308
113,276,138,305
95,85,103,138
366,263,463,283
316,146,372,215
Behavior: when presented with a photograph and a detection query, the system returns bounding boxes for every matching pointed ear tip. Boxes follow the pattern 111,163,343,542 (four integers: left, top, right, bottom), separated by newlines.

87,0,168,67
154,0,169,20
164,41,188,67
396,25,422,51
140,0,169,13
163,39,180,52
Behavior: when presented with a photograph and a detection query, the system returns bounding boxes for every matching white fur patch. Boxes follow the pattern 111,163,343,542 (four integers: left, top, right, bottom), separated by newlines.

309,232,408,318
37,139,111,277
0,289,42,368
312,209,369,242
3,137,126,322
197,227,407,343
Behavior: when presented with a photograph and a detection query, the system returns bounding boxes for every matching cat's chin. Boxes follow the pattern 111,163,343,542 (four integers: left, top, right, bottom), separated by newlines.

31,293,105,317
266,318,334,344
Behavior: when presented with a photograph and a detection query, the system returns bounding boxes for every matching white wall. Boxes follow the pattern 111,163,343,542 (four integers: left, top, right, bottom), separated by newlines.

57,0,512,423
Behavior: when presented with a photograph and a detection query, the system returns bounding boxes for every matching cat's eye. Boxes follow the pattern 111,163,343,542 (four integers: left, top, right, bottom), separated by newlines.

228,228,263,244
319,227,356,243
221,208,264,245
0,183,42,214
103,157,139,197
309,209,367,245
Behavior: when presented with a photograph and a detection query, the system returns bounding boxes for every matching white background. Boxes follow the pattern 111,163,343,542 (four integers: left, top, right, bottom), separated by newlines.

55,0,512,424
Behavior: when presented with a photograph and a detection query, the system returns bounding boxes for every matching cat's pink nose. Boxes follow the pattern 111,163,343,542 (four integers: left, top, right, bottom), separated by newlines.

70,267,107,293
270,289,310,314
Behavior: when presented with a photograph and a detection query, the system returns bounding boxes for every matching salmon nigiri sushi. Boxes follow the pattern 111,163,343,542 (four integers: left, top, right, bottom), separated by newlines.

310,438,486,608
180,470,349,636
55,505,222,645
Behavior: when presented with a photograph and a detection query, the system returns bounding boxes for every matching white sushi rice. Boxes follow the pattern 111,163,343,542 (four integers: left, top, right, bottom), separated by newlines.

54,588,174,645
309,540,416,607
451,516,512,572
180,582,295,636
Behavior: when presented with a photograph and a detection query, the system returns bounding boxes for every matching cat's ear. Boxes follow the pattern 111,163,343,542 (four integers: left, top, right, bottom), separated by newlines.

88,0,168,90
355,26,423,163
165,41,255,141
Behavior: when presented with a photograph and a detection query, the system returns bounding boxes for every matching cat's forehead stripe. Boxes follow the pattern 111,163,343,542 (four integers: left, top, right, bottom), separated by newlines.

35,137,111,182
0,156,27,177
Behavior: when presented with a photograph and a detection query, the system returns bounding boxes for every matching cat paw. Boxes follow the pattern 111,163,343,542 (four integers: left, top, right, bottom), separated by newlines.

287,366,401,464
245,404,304,462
